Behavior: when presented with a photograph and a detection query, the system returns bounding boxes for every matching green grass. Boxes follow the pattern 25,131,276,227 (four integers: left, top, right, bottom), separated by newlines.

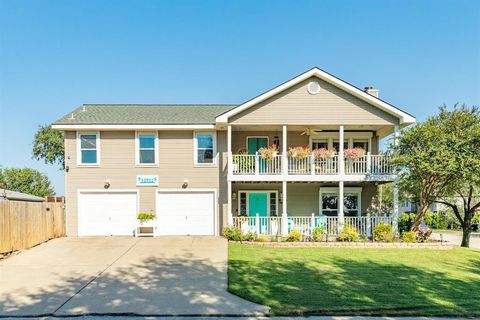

228,244,480,316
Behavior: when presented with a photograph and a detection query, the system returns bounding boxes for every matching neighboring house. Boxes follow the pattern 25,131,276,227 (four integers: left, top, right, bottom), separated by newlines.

0,189,45,202
399,200,439,214
52,67,415,237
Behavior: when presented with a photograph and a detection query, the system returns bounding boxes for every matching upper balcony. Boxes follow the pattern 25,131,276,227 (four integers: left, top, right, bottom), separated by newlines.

230,153,393,181
226,124,398,182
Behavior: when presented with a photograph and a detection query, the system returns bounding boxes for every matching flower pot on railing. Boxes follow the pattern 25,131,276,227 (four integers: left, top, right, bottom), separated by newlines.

258,145,279,161
344,147,366,161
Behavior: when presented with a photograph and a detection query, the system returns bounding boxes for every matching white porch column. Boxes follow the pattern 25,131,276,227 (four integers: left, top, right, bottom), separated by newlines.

227,125,232,176
282,125,287,176
338,180,344,234
227,125,233,226
281,181,288,236
392,124,400,235
339,125,345,175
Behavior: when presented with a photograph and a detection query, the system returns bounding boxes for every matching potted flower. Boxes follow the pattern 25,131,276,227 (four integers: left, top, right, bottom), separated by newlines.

287,146,311,160
344,147,366,161
312,147,335,160
136,212,157,237
258,144,278,161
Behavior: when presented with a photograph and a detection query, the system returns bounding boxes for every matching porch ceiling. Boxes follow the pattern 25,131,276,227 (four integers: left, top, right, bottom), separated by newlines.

230,124,396,138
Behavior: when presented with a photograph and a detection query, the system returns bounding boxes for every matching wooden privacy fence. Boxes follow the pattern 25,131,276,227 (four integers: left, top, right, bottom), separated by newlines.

0,200,65,254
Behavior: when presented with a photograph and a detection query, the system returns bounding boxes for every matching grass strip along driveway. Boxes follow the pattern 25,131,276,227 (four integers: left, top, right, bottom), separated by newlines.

228,244,480,316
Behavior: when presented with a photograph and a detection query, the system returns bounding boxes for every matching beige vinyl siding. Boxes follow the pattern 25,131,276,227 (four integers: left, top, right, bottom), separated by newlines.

231,182,378,217
64,130,227,236
230,77,399,126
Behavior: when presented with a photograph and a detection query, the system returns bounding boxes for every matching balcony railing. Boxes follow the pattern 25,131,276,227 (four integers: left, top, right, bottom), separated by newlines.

231,153,393,176
232,215,393,237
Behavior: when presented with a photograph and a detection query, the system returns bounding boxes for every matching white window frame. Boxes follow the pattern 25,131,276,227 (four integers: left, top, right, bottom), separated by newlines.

309,132,373,151
237,190,279,217
135,131,158,166
193,131,217,166
77,131,100,166
319,187,362,216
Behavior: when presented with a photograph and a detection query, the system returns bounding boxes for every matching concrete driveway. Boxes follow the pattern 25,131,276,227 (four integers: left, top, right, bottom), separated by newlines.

0,237,268,317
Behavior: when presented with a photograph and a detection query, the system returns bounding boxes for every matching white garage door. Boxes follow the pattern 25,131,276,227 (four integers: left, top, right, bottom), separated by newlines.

156,190,215,236
78,191,138,236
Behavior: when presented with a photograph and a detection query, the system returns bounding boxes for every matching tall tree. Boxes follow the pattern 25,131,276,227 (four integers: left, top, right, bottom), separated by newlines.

433,106,480,247
393,105,480,247
32,124,65,168
0,168,55,197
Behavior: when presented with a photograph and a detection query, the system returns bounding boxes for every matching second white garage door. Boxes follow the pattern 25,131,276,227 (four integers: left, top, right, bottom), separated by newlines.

156,190,215,236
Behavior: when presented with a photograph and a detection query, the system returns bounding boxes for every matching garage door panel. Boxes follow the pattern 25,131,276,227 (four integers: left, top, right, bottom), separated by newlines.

156,191,215,236
78,192,137,236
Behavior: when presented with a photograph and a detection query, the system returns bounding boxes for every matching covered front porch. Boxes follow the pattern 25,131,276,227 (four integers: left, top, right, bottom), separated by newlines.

228,181,397,237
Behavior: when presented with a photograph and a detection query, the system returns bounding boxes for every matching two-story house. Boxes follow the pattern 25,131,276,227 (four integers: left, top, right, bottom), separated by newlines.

52,67,415,237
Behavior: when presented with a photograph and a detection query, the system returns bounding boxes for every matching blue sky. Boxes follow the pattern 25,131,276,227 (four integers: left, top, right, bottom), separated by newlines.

0,0,479,195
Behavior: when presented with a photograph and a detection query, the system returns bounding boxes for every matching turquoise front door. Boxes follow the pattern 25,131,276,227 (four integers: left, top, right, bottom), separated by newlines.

247,137,268,155
248,193,268,217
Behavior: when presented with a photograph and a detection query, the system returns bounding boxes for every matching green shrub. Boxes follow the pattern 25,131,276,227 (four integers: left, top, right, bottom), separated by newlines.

399,212,416,233
242,231,257,242
401,231,417,243
137,212,156,222
311,227,326,242
337,225,360,242
373,223,395,242
223,227,243,241
286,229,302,242
425,210,449,229
256,235,268,242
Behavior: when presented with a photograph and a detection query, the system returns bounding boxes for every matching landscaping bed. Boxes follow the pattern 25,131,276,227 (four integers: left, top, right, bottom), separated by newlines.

231,240,453,249
228,244,480,316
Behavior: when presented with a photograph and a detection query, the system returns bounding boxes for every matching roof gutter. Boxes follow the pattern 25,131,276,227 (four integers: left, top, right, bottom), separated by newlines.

51,124,216,130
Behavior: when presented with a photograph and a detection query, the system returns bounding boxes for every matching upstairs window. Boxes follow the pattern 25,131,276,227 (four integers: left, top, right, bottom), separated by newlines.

136,132,157,165
353,139,369,151
194,132,216,165
78,132,99,165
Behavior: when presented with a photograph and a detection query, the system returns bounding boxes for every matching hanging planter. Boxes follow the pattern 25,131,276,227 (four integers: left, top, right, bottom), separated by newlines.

287,146,311,160
312,148,336,160
344,147,366,161
258,144,279,161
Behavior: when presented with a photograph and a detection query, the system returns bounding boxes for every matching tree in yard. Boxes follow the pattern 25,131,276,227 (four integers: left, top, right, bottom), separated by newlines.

0,167,55,197
32,124,65,168
393,104,480,247
432,106,480,247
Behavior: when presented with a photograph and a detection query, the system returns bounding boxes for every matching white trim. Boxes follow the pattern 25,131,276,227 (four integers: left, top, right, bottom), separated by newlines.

229,174,396,182
237,190,279,217
193,131,217,167
246,136,269,153
319,187,362,217
135,131,159,167
155,188,218,236
53,124,215,130
76,131,100,166
216,67,415,124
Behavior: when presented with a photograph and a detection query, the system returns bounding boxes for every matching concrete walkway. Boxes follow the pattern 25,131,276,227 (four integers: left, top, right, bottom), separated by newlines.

0,237,268,317
431,232,480,248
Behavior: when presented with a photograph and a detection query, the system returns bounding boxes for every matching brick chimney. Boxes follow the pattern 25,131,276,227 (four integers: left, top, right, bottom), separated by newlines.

364,86,379,98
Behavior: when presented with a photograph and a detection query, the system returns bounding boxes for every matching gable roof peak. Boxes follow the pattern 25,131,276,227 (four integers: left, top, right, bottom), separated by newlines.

216,67,415,125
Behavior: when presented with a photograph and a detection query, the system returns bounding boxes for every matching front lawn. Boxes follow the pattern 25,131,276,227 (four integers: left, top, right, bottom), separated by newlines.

228,244,480,316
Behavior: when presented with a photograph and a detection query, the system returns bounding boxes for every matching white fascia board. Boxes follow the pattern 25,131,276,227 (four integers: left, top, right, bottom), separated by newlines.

216,67,416,125
52,124,216,130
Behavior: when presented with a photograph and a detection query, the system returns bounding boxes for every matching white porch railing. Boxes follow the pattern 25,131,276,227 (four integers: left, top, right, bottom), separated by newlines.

232,154,393,176
232,154,282,175
232,215,393,237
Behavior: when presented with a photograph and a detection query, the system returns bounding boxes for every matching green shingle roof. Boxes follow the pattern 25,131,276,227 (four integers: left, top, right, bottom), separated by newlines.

53,104,238,125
